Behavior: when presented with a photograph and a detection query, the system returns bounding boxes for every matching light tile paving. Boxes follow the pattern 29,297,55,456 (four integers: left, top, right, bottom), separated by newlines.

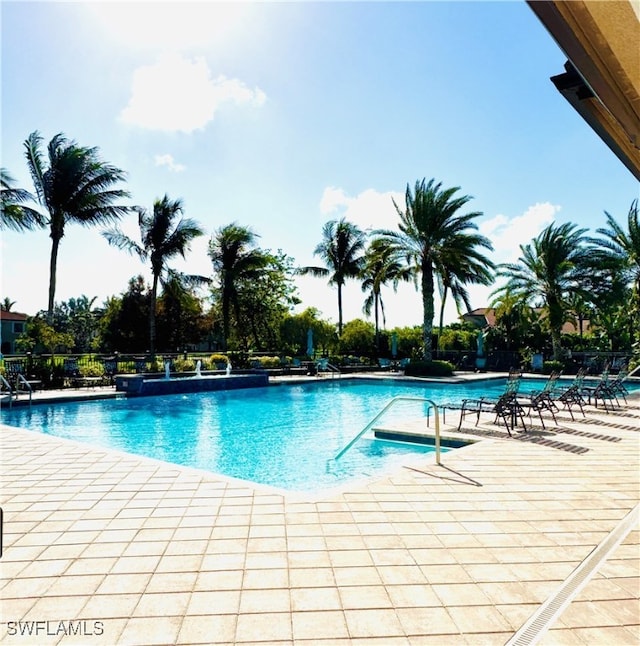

1,382,639,645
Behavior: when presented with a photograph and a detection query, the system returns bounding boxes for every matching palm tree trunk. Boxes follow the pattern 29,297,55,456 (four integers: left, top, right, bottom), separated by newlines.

374,292,380,352
222,275,231,351
422,262,434,361
438,287,448,358
547,296,564,362
337,282,343,336
149,272,159,357
47,235,61,321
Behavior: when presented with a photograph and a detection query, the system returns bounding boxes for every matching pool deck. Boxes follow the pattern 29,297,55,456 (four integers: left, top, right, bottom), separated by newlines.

1,374,638,645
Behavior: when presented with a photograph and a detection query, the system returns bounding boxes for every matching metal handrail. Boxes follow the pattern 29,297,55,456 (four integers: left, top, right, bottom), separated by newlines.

333,396,441,464
16,374,33,407
317,361,341,379
0,374,14,408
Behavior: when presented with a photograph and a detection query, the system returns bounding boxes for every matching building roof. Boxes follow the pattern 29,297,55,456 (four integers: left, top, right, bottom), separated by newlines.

462,307,592,335
0,308,28,322
527,1,640,181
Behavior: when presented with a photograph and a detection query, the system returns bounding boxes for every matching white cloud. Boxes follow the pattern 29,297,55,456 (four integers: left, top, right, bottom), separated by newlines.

481,201,560,263
318,186,403,232
120,54,266,133
154,154,186,173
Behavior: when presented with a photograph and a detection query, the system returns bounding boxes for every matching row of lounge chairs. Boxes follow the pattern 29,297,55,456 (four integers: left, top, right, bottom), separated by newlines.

457,365,631,436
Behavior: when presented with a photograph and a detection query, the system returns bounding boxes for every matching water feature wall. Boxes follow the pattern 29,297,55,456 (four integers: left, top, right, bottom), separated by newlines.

115,372,268,397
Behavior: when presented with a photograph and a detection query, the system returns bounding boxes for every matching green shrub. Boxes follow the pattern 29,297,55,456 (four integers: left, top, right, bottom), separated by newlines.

172,358,195,372
543,360,563,375
209,353,229,368
404,360,455,377
257,356,281,369
79,364,104,377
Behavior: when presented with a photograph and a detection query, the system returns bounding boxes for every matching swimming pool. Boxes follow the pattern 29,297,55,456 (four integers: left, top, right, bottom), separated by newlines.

2,376,627,493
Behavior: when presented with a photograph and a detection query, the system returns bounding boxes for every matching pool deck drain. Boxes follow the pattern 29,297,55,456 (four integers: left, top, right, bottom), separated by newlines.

506,503,639,646
1,379,639,645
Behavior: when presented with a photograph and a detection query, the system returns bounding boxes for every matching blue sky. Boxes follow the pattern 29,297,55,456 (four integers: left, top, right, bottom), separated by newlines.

2,1,638,328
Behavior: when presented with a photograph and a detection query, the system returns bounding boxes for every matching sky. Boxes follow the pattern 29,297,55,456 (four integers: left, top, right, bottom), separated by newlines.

1,0,638,330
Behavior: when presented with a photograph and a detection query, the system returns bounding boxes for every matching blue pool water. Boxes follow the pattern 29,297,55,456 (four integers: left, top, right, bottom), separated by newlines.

2,377,630,492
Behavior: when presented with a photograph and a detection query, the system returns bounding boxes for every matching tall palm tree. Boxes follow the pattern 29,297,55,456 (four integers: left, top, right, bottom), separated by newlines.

103,195,204,355
299,218,366,336
361,237,412,351
590,200,640,349
376,178,494,361
0,167,43,231
23,131,131,318
494,221,592,361
207,223,269,350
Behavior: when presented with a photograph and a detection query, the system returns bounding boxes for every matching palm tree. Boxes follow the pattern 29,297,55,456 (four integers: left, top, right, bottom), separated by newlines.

2,297,16,312
207,223,269,350
590,200,640,350
103,195,205,355
376,178,494,361
436,251,494,350
494,222,592,361
23,131,131,318
299,218,366,336
0,167,43,231
361,237,412,351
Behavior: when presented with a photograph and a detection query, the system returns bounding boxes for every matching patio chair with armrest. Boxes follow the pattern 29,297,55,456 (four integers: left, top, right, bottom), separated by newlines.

579,366,623,412
603,364,629,404
102,357,118,386
551,369,587,420
63,358,81,387
515,371,561,429
457,371,526,436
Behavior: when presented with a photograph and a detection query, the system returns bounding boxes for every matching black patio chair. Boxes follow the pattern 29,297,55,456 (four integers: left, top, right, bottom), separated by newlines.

63,358,81,387
580,366,623,412
551,369,587,420
516,371,561,429
457,371,526,436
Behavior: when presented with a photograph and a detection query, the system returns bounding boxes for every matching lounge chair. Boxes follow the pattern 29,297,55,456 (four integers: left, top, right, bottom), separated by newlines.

457,371,526,435
515,371,561,429
580,366,623,412
604,365,630,404
551,369,587,419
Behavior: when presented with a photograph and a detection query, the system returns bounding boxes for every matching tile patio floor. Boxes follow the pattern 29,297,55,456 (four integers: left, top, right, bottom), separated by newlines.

1,380,638,645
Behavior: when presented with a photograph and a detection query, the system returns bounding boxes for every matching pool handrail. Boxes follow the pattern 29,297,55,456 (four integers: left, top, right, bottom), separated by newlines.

332,395,441,464
0,373,15,408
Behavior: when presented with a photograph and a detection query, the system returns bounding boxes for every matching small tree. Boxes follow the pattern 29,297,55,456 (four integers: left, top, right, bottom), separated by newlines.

338,319,375,356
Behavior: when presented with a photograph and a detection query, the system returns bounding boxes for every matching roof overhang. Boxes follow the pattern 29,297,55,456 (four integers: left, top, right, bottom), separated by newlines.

527,0,640,181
